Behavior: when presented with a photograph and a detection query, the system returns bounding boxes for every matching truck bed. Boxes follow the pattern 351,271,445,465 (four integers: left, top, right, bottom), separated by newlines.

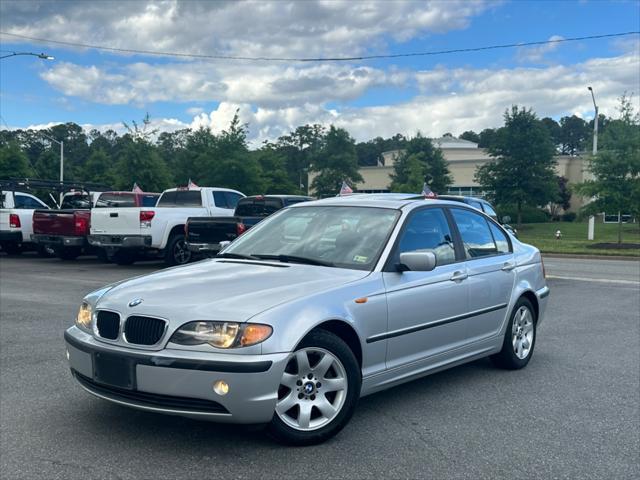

186,216,242,245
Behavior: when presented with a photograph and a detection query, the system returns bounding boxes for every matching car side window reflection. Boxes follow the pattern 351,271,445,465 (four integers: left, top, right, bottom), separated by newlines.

397,208,455,267
451,208,501,258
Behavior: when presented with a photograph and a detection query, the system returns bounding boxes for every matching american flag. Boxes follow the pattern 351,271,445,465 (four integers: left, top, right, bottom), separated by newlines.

187,178,199,189
339,181,353,196
132,183,143,193
422,183,437,198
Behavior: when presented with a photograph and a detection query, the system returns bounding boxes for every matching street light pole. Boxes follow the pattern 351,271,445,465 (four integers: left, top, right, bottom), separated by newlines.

0,52,55,60
588,86,598,156
40,133,64,205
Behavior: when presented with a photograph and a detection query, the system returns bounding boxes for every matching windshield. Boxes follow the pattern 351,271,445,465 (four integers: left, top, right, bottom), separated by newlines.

223,206,400,271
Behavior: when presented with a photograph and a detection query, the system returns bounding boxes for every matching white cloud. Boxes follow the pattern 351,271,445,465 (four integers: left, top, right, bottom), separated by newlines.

1,0,493,59
188,52,639,145
39,61,406,108
517,35,565,63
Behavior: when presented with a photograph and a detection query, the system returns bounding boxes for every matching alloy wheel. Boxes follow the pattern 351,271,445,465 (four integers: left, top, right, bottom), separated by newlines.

275,347,348,431
173,239,191,264
512,306,534,360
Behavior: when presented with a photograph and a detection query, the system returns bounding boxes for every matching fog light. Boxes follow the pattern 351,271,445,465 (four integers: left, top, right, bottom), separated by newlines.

213,380,229,396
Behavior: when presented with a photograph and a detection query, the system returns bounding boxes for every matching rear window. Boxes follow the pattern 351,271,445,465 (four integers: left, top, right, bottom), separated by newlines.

95,193,136,208
235,198,283,217
61,195,91,209
157,190,202,207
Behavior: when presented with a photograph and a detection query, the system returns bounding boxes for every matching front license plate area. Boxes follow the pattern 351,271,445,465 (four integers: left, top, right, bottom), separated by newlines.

93,352,135,390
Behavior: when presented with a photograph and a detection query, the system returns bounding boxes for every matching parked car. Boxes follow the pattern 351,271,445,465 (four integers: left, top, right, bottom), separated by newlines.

65,194,549,445
33,191,159,260
437,195,518,237
87,187,244,266
0,190,50,255
186,195,312,255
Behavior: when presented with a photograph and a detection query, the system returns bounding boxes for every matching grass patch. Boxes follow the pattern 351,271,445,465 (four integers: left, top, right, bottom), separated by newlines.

517,222,640,257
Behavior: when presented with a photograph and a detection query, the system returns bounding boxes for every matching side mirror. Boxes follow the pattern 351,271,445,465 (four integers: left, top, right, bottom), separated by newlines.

397,251,437,272
502,215,511,224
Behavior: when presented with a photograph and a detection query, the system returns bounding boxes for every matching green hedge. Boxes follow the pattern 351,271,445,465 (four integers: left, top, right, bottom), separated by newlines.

496,204,550,224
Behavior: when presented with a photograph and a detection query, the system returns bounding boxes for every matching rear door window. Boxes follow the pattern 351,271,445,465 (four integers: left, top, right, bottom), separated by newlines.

482,203,498,220
451,208,501,258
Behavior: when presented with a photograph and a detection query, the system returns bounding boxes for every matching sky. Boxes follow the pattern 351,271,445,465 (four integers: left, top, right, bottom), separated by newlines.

0,0,639,146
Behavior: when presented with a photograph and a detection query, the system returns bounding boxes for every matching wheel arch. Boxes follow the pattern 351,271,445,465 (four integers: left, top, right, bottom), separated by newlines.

304,320,363,370
519,290,539,321
162,224,186,248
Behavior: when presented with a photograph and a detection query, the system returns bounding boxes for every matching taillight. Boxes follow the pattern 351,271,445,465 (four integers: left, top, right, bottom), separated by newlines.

140,210,155,228
9,214,20,228
74,217,88,235
236,223,247,237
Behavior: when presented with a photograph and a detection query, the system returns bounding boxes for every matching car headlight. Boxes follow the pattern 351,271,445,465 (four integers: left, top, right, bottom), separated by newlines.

170,321,272,349
76,302,93,332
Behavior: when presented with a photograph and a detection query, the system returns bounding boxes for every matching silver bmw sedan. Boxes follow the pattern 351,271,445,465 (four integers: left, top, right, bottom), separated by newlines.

65,194,549,445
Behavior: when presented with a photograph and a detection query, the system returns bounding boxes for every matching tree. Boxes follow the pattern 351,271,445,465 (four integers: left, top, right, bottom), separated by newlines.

253,145,298,194
310,126,362,197
459,130,480,144
0,141,32,178
575,94,640,243
82,148,116,186
276,124,326,192
112,135,173,192
475,106,558,226
390,133,452,193
541,117,562,152
549,176,572,220
478,128,498,149
559,115,589,155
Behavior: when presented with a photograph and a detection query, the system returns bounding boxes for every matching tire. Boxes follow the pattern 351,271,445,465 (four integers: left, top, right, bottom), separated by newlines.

96,249,109,262
112,250,136,266
57,247,81,260
2,243,23,255
164,234,192,266
267,329,361,446
491,297,537,370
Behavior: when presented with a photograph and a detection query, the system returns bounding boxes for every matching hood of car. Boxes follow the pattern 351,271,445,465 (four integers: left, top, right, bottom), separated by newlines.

95,259,369,325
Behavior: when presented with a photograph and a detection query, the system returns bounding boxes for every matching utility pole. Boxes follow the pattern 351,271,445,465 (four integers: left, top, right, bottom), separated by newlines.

588,86,598,155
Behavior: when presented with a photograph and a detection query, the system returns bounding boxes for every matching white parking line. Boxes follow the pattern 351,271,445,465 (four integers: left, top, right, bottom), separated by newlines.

546,275,640,285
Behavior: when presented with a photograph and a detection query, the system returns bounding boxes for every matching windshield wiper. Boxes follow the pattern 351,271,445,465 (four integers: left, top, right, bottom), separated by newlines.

216,252,260,261
251,254,334,267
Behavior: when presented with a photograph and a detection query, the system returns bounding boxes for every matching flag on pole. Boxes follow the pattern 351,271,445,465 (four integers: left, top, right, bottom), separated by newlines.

422,182,437,198
132,183,143,193
339,181,353,196
187,178,199,189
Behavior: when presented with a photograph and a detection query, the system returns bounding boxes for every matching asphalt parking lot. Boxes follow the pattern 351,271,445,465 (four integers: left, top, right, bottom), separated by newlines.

1,254,638,479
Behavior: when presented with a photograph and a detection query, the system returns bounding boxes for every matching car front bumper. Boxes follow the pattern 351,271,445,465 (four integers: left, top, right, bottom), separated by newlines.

87,234,152,248
33,234,85,247
64,326,289,424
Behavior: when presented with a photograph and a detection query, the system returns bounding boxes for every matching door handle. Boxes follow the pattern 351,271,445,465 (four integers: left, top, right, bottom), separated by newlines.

450,271,468,282
501,262,516,271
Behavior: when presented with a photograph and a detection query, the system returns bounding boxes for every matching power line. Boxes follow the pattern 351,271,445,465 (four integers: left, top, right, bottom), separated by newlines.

0,30,638,63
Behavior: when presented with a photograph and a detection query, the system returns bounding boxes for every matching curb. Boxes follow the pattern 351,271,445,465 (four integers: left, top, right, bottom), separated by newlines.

542,253,640,261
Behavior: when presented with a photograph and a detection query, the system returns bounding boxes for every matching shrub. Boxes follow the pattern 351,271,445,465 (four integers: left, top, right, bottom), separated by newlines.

562,212,577,222
496,204,550,223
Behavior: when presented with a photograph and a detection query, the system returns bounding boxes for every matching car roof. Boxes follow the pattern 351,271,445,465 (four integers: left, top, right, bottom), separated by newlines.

291,193,471,210
437,194,489,204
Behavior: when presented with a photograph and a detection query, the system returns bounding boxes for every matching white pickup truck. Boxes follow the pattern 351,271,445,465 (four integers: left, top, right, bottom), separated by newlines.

0,190,51,255
88,187,244,266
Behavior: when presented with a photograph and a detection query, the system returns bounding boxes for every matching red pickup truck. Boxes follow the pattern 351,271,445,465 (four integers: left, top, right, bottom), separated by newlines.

32,191,159,260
